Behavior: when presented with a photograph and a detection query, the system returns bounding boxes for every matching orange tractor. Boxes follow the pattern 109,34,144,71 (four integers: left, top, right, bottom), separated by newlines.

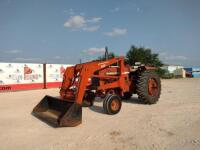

32,52,161,127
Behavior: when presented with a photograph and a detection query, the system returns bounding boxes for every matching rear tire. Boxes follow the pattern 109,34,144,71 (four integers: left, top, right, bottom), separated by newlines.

103,94,122,115
136,71,161,104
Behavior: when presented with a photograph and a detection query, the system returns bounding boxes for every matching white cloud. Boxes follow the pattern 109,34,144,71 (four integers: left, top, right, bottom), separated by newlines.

159,52,188,61
64,15,86,28
53,56,61,59
64,15,102,32
13,57,41,62
83,26,100,32
80,12,85,16
110,7,120,12
136,7,141,12
83,47,105,55
41,39,47,44
3,49,22,54
87,17,102,23
69,8,74,15
104,28,127,37
165,55,187,61
63,8,74,15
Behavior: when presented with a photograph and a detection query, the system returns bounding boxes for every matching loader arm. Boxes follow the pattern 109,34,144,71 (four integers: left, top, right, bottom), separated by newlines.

60,56,130,104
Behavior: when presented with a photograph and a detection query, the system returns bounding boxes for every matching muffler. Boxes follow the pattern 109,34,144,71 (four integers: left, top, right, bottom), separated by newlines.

32,95,82,127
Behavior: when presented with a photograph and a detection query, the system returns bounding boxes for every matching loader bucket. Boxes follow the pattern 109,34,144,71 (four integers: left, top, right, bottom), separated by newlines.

32,95,82,127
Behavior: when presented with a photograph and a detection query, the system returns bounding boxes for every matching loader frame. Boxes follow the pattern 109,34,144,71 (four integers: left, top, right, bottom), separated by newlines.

60,56,130,104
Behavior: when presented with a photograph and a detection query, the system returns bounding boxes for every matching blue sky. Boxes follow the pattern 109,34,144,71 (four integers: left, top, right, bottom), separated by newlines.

0,0,199,67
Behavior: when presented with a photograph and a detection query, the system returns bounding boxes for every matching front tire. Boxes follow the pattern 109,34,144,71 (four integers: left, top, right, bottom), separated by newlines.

136,71,161,104
103,94,122,115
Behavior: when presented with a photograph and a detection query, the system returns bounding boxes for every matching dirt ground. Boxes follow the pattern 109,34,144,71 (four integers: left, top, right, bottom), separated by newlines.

0,78,200,150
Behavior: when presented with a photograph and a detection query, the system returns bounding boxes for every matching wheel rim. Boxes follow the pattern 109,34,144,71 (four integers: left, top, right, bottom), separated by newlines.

111,99,120,111
148,78,159,97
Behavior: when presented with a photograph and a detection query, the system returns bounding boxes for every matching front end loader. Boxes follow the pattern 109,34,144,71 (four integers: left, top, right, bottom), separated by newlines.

32,55,161,127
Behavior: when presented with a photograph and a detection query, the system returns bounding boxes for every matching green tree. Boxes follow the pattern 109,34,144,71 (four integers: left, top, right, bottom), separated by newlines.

155,68,167,78
126,45,163,67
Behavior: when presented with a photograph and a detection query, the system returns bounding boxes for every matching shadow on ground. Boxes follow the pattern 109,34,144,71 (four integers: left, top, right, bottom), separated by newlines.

89,96,146,114
122,97,146,105
89,105,105,114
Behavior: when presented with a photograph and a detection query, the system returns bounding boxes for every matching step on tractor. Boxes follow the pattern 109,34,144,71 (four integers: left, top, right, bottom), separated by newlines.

32,50,161,127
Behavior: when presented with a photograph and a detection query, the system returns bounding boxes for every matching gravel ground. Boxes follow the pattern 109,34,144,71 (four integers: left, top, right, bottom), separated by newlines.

0,78,200,150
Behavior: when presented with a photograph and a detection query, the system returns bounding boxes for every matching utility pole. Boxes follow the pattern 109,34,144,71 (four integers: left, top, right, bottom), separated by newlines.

105,46,108,60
